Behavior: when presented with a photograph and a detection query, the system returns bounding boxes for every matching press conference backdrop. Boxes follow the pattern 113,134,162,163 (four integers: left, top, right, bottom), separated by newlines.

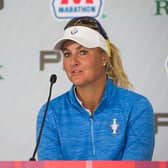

0,0,168,161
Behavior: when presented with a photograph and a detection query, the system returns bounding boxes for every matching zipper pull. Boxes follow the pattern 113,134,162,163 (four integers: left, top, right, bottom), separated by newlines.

89,114,93,120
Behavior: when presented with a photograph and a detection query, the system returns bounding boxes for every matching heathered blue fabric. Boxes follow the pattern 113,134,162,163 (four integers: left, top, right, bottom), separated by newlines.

37,78,155,160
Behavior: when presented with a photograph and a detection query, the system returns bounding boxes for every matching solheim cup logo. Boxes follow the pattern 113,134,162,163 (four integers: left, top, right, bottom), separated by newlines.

165,56,168,77
51,0,103,20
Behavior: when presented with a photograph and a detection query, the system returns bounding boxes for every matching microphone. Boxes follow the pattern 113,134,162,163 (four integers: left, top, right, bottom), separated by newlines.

29,74,57,161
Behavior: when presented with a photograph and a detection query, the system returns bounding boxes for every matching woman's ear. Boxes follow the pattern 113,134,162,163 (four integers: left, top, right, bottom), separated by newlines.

101,50,109,66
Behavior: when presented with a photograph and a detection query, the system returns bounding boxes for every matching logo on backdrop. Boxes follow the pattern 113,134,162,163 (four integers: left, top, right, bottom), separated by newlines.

155,113,168,133
39,50,61,71
51,0,103,20
0,65,3,80
165,56,168,77
155,0,168,15
0,0,4,10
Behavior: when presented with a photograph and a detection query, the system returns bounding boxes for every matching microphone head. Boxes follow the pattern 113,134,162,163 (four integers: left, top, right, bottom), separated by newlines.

50,74,57,84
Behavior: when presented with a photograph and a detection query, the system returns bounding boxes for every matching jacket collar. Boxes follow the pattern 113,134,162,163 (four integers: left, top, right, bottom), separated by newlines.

68,78,117,115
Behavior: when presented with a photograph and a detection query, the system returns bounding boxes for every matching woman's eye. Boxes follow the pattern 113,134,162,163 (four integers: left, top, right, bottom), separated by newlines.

80,50,88,55
63,52,71,57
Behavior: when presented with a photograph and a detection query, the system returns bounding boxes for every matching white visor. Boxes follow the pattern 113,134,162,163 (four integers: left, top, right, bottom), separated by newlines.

54,26,108,54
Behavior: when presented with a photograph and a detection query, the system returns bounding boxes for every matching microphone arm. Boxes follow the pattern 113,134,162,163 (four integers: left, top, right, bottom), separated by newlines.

29,74,57,161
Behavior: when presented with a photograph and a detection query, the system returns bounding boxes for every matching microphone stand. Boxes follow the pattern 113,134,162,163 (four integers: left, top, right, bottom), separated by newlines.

29,74,57,161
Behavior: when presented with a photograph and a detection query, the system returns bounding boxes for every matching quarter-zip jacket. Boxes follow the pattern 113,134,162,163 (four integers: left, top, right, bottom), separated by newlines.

37,79,154,160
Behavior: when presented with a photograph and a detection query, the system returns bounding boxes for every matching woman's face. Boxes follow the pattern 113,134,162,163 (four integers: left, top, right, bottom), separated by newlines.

62,40,108,87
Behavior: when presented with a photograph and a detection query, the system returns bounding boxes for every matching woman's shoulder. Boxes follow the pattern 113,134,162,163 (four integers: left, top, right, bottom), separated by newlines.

50,90,69,105
113,87,154,122
115,86,152,107
38,90,70,115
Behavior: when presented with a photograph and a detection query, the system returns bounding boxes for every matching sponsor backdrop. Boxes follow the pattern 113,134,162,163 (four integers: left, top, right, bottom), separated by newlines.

0,0,168,161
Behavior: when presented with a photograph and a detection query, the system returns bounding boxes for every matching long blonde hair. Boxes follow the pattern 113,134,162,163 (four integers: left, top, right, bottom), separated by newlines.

64,17,133,89
106,41,133,89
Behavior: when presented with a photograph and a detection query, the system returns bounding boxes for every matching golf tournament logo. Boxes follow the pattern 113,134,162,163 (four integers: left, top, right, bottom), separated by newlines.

51,0,104,20
165,56,168,77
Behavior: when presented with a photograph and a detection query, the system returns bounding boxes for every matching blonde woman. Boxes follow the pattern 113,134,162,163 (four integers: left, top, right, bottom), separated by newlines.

37,16,154,160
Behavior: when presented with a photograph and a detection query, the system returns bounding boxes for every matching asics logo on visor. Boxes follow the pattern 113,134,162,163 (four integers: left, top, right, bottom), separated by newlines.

71,28,78,35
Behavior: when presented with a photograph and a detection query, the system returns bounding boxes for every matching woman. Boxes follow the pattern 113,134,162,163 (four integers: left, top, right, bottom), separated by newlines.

37,16,154,160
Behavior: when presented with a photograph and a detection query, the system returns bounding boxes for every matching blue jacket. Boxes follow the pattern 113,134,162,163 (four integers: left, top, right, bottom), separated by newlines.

37,79,154,160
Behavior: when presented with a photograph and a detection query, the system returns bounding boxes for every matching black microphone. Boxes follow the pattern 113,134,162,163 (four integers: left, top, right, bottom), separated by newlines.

29,74,57,161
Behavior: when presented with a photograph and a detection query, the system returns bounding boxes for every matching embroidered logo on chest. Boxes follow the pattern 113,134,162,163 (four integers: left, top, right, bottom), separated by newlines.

110,118,119,134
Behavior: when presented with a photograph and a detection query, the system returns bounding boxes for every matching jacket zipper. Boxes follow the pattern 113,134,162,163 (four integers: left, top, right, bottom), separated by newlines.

90,115,96,156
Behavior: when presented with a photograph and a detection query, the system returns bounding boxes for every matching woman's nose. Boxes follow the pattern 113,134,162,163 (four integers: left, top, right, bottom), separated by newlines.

70,55,79,66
